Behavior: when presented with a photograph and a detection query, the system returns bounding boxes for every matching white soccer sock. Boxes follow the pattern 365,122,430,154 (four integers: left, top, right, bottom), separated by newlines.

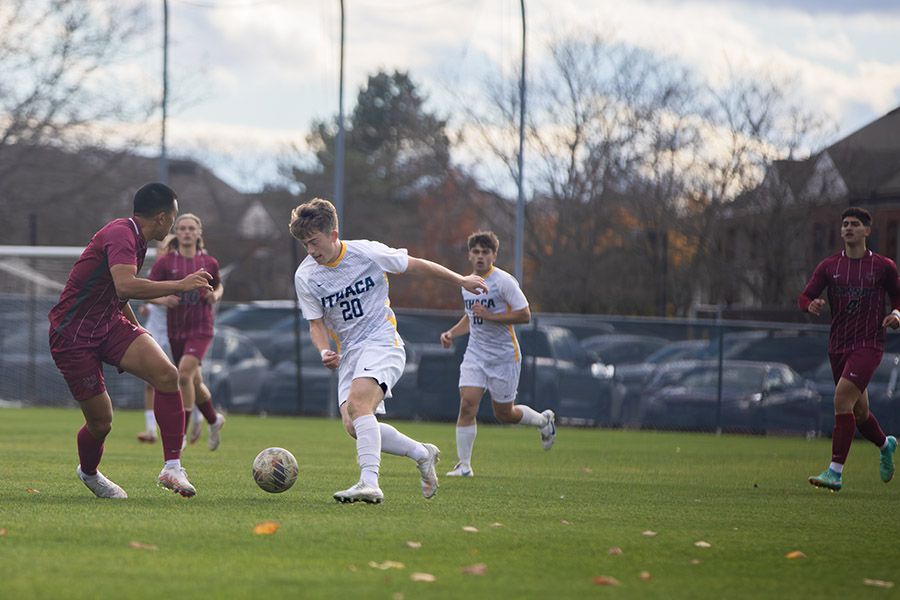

164,459,181,470
144,410,156,432
353,414,381,488
829,462,844,474
455,425,477,465
379,423,427,461
517,404,547,427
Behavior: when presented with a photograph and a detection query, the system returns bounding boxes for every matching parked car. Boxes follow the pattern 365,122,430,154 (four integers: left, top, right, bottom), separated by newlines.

613,340,714,423
579,334,670,368
639,360,821,433
721,330,828,377
416,324,622,424
202,326,271,408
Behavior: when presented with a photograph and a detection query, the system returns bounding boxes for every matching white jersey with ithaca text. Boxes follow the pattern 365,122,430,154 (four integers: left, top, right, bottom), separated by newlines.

294,240,408,354
461,266,528,364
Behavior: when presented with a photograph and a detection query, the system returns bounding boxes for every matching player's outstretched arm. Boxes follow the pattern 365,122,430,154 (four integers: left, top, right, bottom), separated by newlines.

111,264,212,300
441,315,469,348
404,256,487,295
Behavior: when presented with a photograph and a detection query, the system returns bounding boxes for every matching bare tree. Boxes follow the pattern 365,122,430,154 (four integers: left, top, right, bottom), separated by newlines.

0,0,158,241
691,63,835,310
461,31,704,314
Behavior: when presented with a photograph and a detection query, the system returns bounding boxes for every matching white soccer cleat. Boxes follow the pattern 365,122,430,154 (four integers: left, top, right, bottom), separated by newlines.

333,481,384,504
136,430,158,444
158,465,196,498
539,409,556,451
416,443,440,499
208,414,225,451
188,415,203,445
446,462,474,477
76,465,127,498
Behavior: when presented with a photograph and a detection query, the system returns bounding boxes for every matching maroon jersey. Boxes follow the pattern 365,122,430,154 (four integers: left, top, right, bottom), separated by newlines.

149,250,220,340
49,218,147,341
800,250,900,353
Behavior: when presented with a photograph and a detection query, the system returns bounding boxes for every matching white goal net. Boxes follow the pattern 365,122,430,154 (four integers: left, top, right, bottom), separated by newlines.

0,246,156,407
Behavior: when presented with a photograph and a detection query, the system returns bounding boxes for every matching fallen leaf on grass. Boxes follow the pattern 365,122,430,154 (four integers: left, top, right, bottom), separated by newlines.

690,559,701,565
639,571,651,581
410,573,436,582
462,526,478,533
405,541,422,549
785,551,806,559
608,547,623,555
642,531,658,536
581,467,593,473
593,576,621,586
0,529,6,536
129,541,158,551
694,541,711,548
863,579,895,588
253,522,279,535
369,561,405,570
26,489,39,493
461,563,488,575
560,520,572,525
490,523,505,528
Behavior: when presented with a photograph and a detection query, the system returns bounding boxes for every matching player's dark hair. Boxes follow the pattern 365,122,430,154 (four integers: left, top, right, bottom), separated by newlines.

290,198,338,241
133,183,177,218
467,231,499,253
842,206,872,227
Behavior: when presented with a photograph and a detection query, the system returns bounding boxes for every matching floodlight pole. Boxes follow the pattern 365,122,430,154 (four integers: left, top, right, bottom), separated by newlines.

159,0,169,184
514,0,526,284
334,0,346,226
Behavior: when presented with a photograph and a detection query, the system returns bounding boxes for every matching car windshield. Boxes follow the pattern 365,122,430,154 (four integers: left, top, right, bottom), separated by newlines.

217,307,297,329
646,342,708,364
677,365,765,390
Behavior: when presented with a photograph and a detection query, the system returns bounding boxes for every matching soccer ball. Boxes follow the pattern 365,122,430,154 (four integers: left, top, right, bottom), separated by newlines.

252,447,299,493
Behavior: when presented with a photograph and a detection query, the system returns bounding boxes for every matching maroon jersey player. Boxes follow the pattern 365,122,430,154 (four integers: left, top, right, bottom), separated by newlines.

49,182,213,499
799,206,900,491
148,213,225,450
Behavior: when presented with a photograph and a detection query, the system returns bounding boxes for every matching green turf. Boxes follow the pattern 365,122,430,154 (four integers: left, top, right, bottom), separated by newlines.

1,407,899,599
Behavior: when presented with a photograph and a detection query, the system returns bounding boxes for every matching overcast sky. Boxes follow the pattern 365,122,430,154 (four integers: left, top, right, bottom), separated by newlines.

137,0,900,191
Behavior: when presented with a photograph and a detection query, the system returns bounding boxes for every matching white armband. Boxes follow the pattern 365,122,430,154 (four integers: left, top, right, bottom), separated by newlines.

892,309,900,321
320,348,329,359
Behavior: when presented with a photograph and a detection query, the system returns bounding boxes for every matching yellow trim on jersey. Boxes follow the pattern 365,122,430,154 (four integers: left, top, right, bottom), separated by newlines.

325,241,347,268
328,328,340,354
506,302,520,362
472,266,495,278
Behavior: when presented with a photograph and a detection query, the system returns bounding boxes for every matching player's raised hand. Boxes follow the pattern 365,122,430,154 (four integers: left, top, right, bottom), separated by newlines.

461,274,488,295
181,268,214,293
808,298,826,316
472,302,491,320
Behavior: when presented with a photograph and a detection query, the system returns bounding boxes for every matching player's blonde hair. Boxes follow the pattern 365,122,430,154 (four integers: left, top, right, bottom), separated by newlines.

290,198,338,241
167,213,205,252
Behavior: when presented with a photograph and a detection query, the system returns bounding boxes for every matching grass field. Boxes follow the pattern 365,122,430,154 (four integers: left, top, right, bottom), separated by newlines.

1,406,899,599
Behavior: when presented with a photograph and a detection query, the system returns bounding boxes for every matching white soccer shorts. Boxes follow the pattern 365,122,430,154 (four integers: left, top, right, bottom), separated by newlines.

337,344,406,414
458,359,521,403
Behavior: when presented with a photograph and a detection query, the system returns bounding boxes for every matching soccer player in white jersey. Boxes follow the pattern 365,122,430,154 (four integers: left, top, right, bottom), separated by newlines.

290,198,488,504
440,231,556,477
